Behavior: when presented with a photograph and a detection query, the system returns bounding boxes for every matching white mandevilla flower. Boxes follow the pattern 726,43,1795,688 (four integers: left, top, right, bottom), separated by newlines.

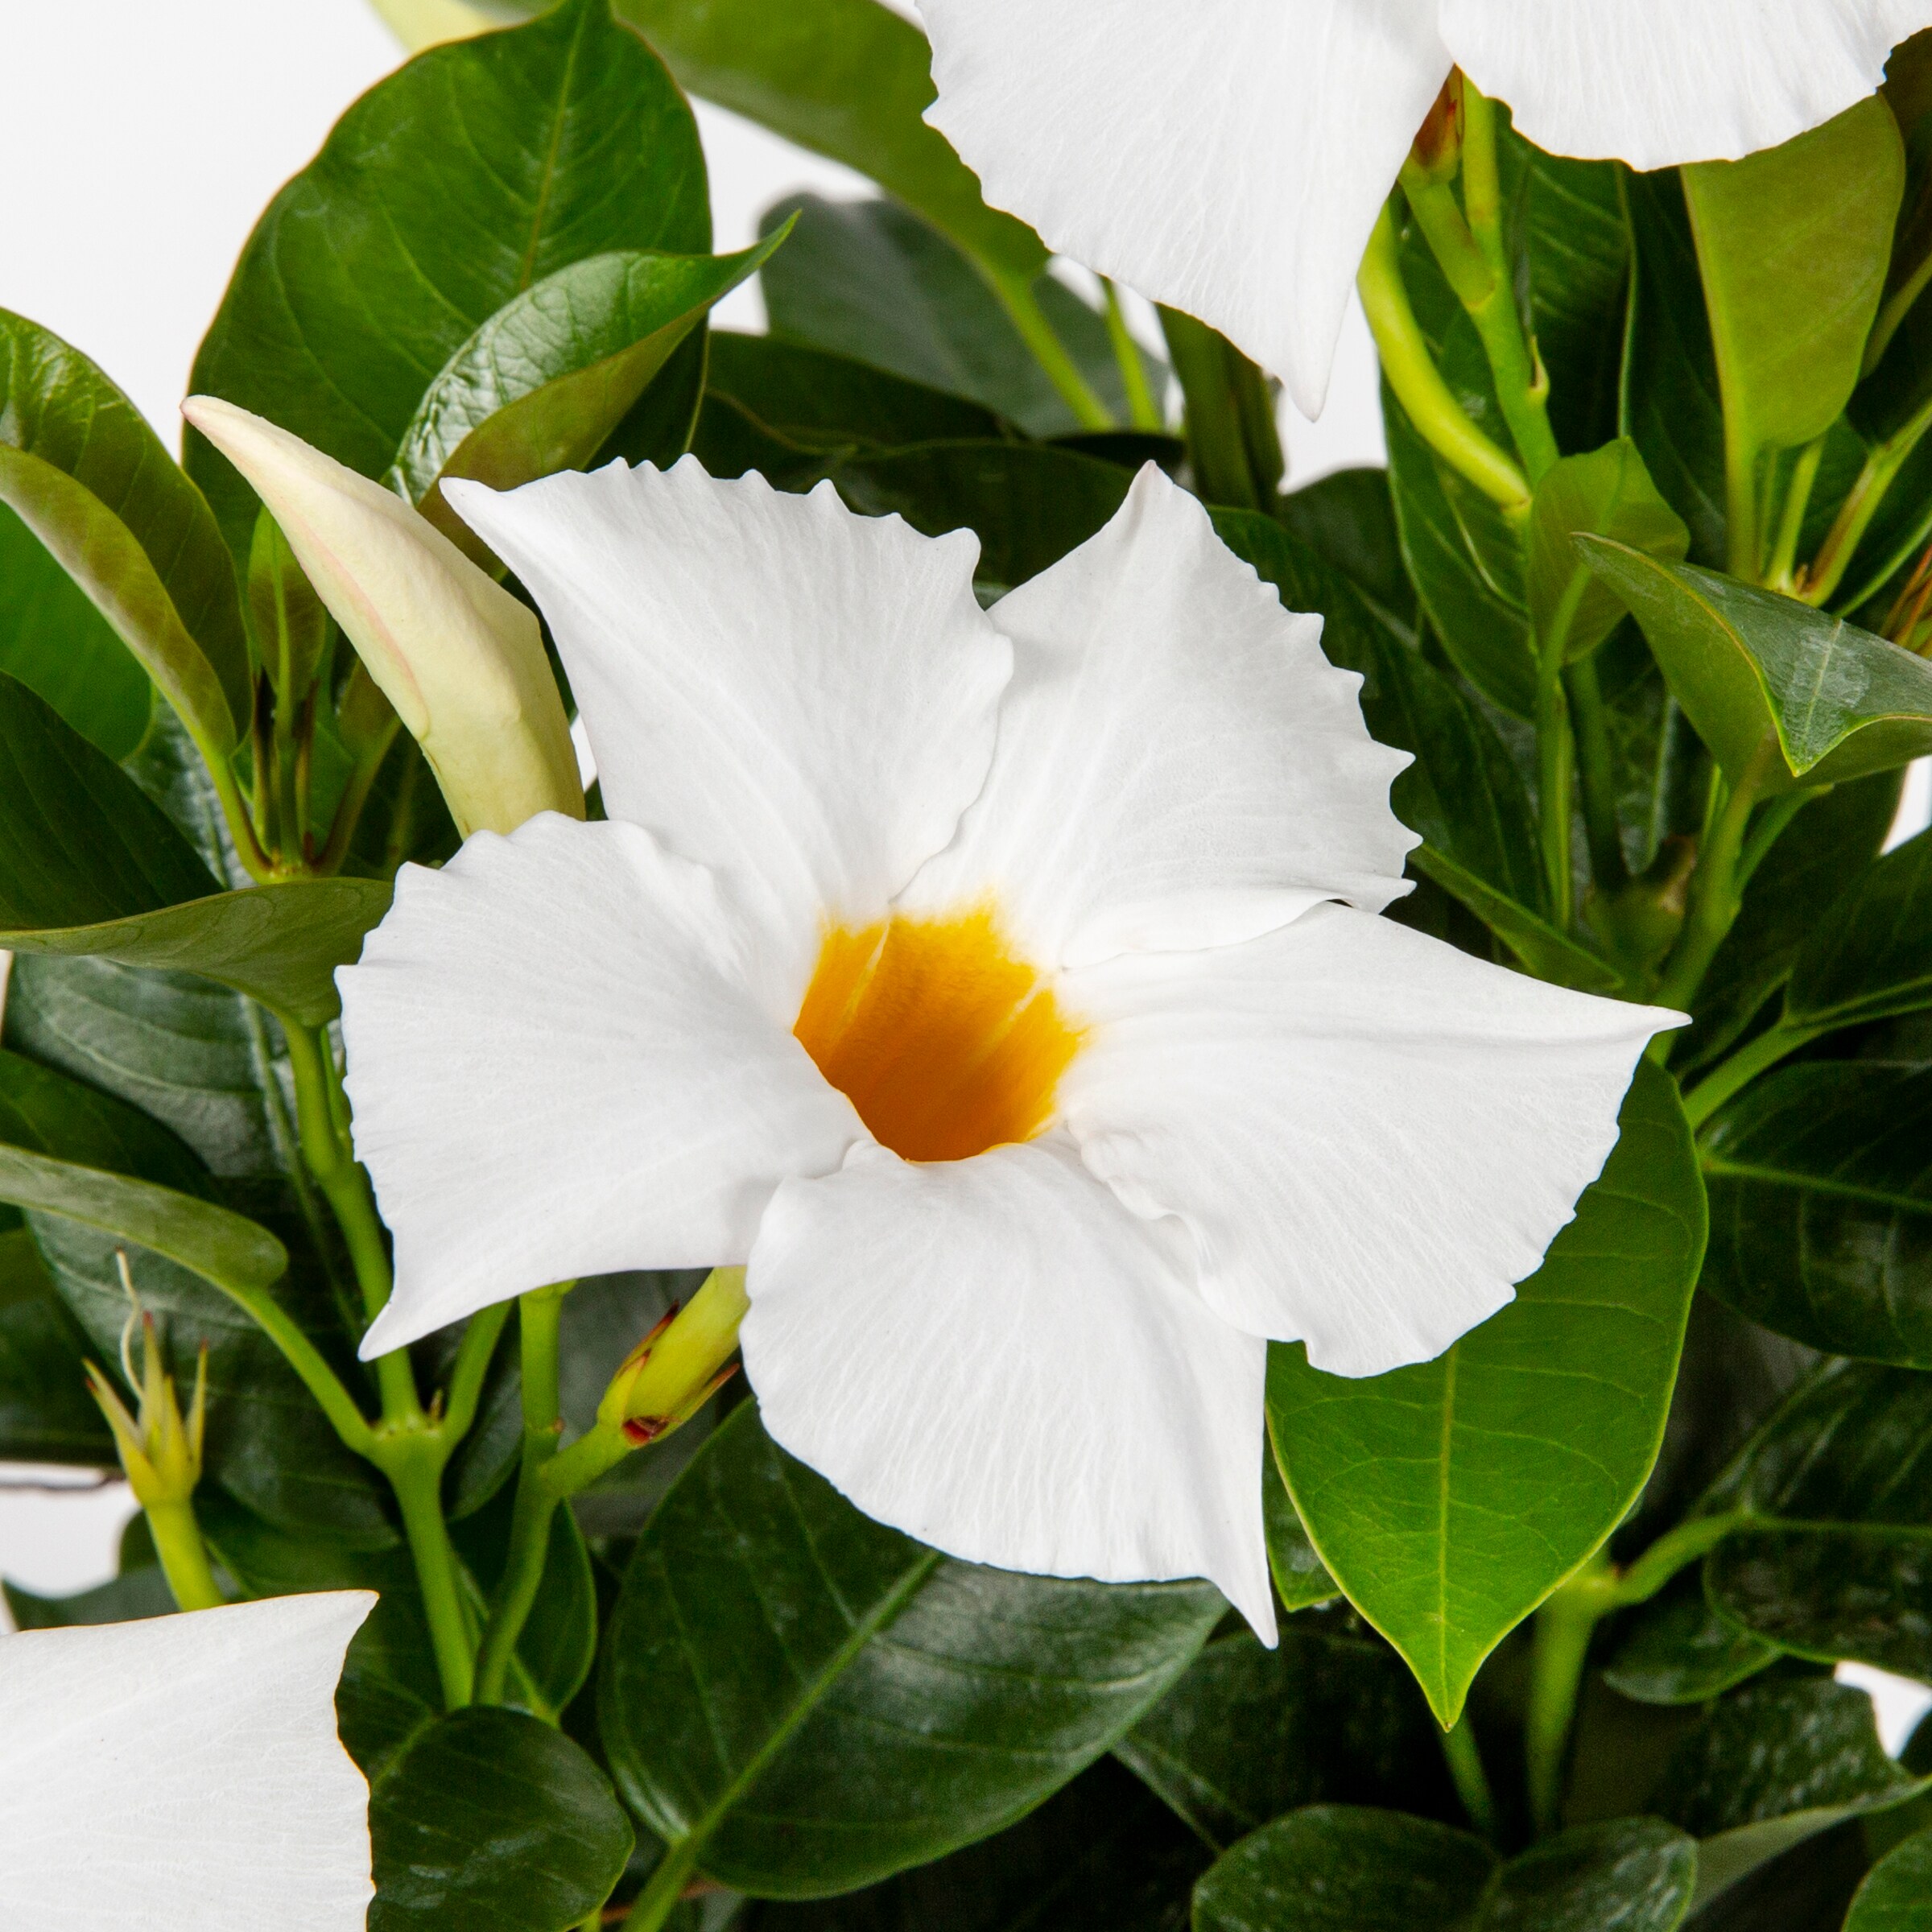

915,0,1932,417
0,1591,374,1928
338,453,1679,1641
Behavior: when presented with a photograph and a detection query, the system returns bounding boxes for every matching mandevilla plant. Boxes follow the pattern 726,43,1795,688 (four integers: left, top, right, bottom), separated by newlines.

6,1,1932,1926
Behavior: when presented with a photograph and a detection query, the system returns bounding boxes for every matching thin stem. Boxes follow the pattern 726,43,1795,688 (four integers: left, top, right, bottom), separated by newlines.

1439,1715,1498,1841
1802,390,1932,607
201,733,276,883
621,1839,701,1932
1158,304,1284,513
146,1497,225,1612
1766,435,1827,594
987,270,1113,431
1537,670,1575,927
1565,657,1629,893
1682,1018,1826,1129
1525,1552,1616,1835
1605,1511,1748,1609
385,1435,475,1709
1358,203,1531,518
1100,279,1162,431
444,1300,512,1444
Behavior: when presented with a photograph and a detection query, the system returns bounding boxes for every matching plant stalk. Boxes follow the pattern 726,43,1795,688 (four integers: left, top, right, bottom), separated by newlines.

1439,1715,1498,1841
987,269,1113,431
1525,1553,1616,1834
1100,278,1162,431
146,1496,225,1612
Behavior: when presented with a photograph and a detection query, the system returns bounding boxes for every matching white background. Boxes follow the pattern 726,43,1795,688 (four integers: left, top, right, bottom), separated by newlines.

0,0,1923,1757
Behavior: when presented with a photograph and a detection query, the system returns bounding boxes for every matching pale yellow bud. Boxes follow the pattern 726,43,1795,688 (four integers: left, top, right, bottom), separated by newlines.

182,395,584,838
598,1267,749,1447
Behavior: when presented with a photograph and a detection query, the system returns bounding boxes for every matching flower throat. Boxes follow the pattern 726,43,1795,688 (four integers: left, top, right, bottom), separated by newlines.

793,910,1081,1162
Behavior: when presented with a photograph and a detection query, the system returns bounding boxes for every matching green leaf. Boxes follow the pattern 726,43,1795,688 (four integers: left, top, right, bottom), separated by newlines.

0,1223,113,1463
1787,825,1932,1030
831,440,1129,594
759,195,1157,437
0,503,151,759
1601,1576,1779,1706
737,1758,1208,1932
1649,1678,1921,1909
1408,846,1623,993
0,309,250,752
609,0,1043,283
1261,1449,1338,1612
246,510,331,710
0,671,220,929
1268,1060,1706,1725
1622,171,1728,568
1275,469,1417,635
1682,98,1904,470
1113,1622,1452,1852
1191,1808,1696,1932
1529,440,1689,663
3,1566,175,1629
391,237,786,563
706,330,1001,452
1578,543,1932,788
1701,1060,1932,1365
188,0,708,558
1846,1827,1932,1931
0,877,392,1028
369,1708,632,1932
599,1402,1221,1897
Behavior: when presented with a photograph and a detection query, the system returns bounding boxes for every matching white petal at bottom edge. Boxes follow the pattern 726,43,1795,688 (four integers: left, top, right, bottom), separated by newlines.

0,1592,374,1930
1444,0,1932,169
1061,905,1684,1378
742,1134,1276,1642
345,815,861,1357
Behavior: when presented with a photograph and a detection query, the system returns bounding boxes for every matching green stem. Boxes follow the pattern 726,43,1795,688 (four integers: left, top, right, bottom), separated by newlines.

1565,657,1629,893
314,716,398,875
1682,1017,1826,1129
1158,304,1284,513
622,1839,702,1932
444,1300,512,1443
1358,204,1531,518
1525,1551,1617,1834
988,270,1113,431
1439,1715,1498,1841
1100,278,1162,431
1802,390,1932,607
1766,435,1827,594
1649,736,1781,1024
1605,1511,1747,1609
1537,668,1575,927
147,1496,225,1612
385,1434,475,1709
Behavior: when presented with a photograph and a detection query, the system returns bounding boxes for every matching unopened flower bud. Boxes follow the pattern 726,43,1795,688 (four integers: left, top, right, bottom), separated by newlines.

182,395,584,838
1410,71,1465,184
87,1309,207,1509
598,1266,749,1447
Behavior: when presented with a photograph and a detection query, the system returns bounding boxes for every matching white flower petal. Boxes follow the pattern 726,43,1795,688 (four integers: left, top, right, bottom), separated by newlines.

1061,905,1683,1378
902,467,1415,969
345,815,859,1358
743,1133,1275,1641
444,460,1013,998
1445,0,1932,169
0,1592,373,1930
919,0,1448,416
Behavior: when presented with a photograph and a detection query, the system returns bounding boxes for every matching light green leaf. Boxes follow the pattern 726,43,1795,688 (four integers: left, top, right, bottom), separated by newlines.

1579,541,1932,788
0,877,391,1029
188,0,708,558
1261,1449,1339,1612
1269,1061,1706,1725
1846,1827,1932,1931
599,1402,1221,1897
0,310,248,753
1529,440,1688,663
391,237,788,564
1684,97,1904,464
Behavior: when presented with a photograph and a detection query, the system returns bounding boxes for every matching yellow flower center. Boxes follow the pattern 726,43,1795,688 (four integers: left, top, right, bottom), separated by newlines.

794,909,1082,1162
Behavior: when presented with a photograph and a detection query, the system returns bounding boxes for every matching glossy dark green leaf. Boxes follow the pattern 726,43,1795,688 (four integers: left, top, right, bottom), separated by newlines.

1649,1678,1921,1909
1269,1061,1706,1724
1702,1061,1932,1364
1687,773,1901,1068
1622,171,1727,568
188,0,708,558
0,877,391,1028
1846,1827,1932,1930
0,503,150,759
0,1223,111,1464
1601,1575,1779,1706
1261,1447,1338,1612
1193,1807,1695,1932
600,1402,1222,1897
1529,440,1688,663
3,1565,175,1629
1788,825,1932,1030
1113,1622,1451,1851
705,332,1000,453
1682,99,1903,481
1409,847,1624,992
392,237,784,563
738,1757,1207,1932
1579,543,1932,787
607,0,1043,283
370,1707,632,1932
832,440,1129,594
0,309,248,750
1274,469,1417,634
0,671,219,930
1712,1526,1932,1679
760,195,1157,437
